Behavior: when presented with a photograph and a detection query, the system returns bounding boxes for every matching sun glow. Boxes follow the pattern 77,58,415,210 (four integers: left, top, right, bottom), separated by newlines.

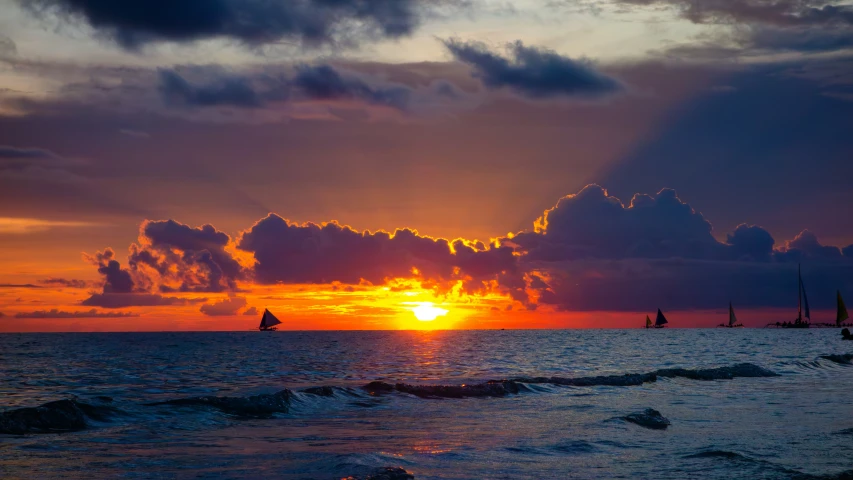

410,302,449,321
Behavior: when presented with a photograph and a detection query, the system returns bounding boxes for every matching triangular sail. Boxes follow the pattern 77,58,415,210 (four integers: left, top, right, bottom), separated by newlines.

260,309,282,329
802,279,811,320
655,308,668,326
729,302,738,326
838,291,849,326
646,315,652,327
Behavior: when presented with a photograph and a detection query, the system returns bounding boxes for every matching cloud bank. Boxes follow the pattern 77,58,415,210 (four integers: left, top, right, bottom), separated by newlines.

85,184,853,314
21,0,461,51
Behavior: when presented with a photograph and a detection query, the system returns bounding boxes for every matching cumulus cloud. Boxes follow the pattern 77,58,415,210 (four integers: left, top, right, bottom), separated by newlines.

15,308,138,318
21,0,461,51
82,239,222,307
504,185,853,311
777,229,843,261
199,295,248,316
508,185,720,261
77,184,853,314
236,213,518,294
442,39,622,99
243,306,259,316
125,219,244,293
85,248,134,293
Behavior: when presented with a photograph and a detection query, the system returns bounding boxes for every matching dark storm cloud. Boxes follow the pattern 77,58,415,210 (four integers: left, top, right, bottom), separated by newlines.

15,308,138,318
237,213,518,293
442,39,622,99
21,0,458,50
199,295,248,316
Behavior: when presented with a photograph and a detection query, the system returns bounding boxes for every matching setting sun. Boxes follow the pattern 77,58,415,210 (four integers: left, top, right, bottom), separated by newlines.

410,302,449,321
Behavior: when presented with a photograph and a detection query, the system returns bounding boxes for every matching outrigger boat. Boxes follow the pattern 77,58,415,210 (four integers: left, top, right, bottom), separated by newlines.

767,265,811,328
258,309,282,331
718,302,744,328
646,309,668,328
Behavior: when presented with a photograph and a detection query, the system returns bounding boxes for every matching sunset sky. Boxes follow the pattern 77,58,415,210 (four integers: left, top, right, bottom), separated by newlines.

1,0,852,331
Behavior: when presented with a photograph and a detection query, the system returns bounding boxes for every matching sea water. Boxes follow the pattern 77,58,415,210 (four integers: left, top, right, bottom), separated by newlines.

1,329,852,479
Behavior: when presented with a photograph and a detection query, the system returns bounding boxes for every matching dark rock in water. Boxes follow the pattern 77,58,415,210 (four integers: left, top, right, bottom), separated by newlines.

822,354,853,365
515,373,657,387
0,399,88,434
362,380,523,398
146,389,293,417
344,467,415,480
301,386,335,397
655,363,778,380
622,408,671,430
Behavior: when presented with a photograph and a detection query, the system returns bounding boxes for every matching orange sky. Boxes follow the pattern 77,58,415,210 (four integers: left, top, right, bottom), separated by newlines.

0,276,827,332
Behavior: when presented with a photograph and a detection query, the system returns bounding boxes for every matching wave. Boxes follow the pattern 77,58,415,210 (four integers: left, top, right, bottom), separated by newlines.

684,450,750,460
653,363,779,380
145,389,294,417
342,466,415,480
820,354,853,365
0,398,119,435
362,380,527,399
513,372,656,387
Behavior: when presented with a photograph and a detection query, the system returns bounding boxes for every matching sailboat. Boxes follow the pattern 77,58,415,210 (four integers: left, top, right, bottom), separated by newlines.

718,302,744,328
767,264,810,328
258,309,282,331
838,291,849,327
649,309,668,329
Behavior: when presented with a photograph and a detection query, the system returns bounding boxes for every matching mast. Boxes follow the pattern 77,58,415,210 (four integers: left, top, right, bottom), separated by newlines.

729,302,736,326
797,264,802,322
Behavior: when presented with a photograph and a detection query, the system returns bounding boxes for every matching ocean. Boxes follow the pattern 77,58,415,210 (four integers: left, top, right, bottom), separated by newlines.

1,329,852,479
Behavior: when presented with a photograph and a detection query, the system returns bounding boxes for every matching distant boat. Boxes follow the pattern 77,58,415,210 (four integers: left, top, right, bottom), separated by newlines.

258,309,282,331
718,302,744,328
647,309,668,329
767,264,811,328
838,291,850,327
